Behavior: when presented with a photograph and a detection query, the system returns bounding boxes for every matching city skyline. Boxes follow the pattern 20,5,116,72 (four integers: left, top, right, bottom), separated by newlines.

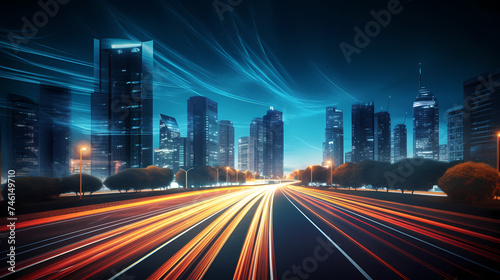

1,0,499,173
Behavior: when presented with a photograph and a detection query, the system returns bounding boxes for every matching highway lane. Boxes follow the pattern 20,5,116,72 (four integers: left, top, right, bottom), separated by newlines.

1,184,499,279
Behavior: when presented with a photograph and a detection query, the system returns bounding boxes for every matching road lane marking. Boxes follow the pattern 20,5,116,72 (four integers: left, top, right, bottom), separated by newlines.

280,187,373,280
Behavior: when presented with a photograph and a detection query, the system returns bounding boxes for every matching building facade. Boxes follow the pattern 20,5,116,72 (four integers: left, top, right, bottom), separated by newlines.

219,120,235,168
392,124,407,163
345,151,352,163
238,136,255,172
323,106,344,167
91,39,154,179
352,102,374,162
463,69,500,169
39,84,71,178
374,111,391,162
8,94,40,177
250,117,264,175
439,144,449,162
263,108,284,178
155,114,181,173
187,96,219,167
447,106,464,162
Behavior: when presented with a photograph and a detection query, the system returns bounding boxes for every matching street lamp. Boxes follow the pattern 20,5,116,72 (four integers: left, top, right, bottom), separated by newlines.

236,169,239,185
216,166,226,185
308,165,313,186
179,167,194,188
226,167,230,185
497,133,500,172
327,161,333,189
80,147,87,199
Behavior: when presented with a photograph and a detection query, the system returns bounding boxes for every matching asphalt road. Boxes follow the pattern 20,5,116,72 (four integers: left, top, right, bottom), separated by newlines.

1,184,499,279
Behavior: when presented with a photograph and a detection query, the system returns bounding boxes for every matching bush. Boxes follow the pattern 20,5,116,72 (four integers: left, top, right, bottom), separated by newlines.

438,161,500,204
62,174,102,195
104,166,173,192
2,176,62,203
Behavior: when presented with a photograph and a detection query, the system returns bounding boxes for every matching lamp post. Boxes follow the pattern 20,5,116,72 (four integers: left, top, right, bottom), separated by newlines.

80,147,87,199
327,161,333,189
497,133,500,172
236,169,239,185
226,167,229,185
217,166,226,185
179,167,194,188
308,165,313,186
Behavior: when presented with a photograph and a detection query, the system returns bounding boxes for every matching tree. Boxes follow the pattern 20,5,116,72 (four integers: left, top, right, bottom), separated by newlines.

176,166,216,188
104,168,146,192
332,163,357,189
2,177,62,203
144,166,174,190
384,159,449,194
438,162,500,204
62,174,102,195
300,165,328,186
243,171,254,182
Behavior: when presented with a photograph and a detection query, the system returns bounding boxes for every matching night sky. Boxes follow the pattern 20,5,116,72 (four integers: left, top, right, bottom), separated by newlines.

1,0,499,173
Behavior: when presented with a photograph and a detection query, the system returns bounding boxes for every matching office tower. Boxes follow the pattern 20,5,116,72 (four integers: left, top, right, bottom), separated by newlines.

250,117,264,175
352,102,374,162
447,106,464,162
155,114,181,172
439,144,449,162
91,39,153,179
238,136,255,172
70,159,91,174
7,94,39,177
187,96,219,167
263,108,284,178
323,106,344,167
345,151,352,163
179,137,187,169
219,120,235,168
463,69,500,169
392,124,407,162
374,111,391,162
39,84,71,178
413,65,439,160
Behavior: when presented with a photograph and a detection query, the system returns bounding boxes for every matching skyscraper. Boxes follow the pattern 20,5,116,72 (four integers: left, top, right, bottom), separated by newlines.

219,120,235,168
447,106,464,162
263,108,284,178
439,144,449,162
91,39,153,179
352,102,374,162
413,65,439,160
323,106,344,167
250,117,264,175
392,124,407,162
39,84,71,178
238,136,255,172
155,114,181,173
8,94,40,177
374,111,391,162
187,96,219,167
179,137,187,169
463,69,500,169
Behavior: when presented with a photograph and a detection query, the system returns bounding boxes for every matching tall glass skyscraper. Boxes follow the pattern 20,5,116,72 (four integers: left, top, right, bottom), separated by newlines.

447,106,464,162
219,120,234,168
323,106,344,167
392,124,407,162
352,102,374,162
187,96,219,167
91,39,153,179
8,94,40,177
250,117,264,175
155,114,180,173
39,84,71,178
263,108,284,178
374,111,391,162
413,66,439,160
463,68,500,169
238,136,255,172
